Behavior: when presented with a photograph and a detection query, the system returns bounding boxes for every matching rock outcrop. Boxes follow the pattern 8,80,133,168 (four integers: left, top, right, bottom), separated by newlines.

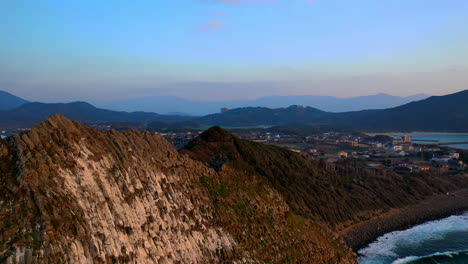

0,115,238,263
0,115,357,263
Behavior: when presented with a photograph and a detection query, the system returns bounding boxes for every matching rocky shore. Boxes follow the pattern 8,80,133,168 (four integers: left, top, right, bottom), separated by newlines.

341,189,468,252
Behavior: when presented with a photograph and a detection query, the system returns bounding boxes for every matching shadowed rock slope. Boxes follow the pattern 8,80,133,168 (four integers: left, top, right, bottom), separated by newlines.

181,127,467,231
0,116,356,263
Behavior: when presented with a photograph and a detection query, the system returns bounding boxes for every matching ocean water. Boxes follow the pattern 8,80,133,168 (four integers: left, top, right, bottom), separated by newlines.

394,135,468,150
358,212,468,264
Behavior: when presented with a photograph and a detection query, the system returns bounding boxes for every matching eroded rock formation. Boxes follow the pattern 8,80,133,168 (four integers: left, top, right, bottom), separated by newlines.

0,115,356,263
0,115,238,263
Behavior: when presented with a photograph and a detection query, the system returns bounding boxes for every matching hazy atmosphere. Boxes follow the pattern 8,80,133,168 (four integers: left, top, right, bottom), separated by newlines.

1,0,467,102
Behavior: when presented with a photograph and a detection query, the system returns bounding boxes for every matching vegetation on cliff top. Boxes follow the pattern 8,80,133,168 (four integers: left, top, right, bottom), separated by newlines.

182,126,467,229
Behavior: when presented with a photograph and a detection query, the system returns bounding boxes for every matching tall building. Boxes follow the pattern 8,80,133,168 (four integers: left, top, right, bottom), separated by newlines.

403,135,412,142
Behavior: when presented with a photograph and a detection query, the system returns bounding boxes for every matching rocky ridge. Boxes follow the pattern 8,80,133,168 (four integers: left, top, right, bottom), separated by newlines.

3,116,463,263
0,115,238,263
0,115,356,263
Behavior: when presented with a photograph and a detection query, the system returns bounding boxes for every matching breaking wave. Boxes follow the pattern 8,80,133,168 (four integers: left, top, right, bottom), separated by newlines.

358,212,468,264
393,250,468,264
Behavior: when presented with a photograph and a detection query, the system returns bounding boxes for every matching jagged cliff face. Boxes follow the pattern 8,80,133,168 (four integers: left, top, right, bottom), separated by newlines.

0,115,357,263
0,115,239,263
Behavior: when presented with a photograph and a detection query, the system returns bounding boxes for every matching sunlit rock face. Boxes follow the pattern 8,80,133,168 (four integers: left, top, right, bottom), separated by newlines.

0,115,238,264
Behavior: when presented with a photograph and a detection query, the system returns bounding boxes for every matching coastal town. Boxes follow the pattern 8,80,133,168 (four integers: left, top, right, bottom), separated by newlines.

149,128,467,174
257,131,464,171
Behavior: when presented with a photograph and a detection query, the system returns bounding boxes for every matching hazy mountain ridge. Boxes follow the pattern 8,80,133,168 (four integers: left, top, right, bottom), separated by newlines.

0,91,29,111
197,90,468,132
0,101,191,129
326,90,468,131
97,93,429,115
0,90,465,132
196,105,329,127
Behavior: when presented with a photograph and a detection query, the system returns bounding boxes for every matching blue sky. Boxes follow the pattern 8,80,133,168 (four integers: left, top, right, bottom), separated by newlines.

1,0,467,102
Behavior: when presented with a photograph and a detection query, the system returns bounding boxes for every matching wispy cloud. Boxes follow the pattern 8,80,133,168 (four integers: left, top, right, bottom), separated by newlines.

213,0,276,4
209,0,314,4
196,21,224,32
194,0,277,5
195,0,316,32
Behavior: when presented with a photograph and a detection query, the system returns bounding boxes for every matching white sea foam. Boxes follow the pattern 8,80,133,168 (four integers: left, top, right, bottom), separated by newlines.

391,250,468,264
358,212,468,264
392,256,417,264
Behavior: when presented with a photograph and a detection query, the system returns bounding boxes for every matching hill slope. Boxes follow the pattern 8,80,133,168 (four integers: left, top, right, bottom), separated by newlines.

0,90,29,111
182,127,466,229
334,89,468,131
0,115,356,263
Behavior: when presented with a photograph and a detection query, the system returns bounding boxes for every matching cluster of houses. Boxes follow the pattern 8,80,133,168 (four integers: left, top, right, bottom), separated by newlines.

305,136,467,173
430,153,465,170
331,135,465,172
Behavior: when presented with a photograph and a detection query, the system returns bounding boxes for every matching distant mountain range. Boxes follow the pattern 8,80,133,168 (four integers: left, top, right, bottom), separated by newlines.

196,105,328,127
0,90,30,111
0,90,466,132
97,93,429,115
0,101,190,129
197,90,468,132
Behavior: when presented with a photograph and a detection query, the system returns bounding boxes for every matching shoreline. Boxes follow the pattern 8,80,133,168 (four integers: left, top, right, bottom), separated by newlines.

341,189,468,252
365,132,468,136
